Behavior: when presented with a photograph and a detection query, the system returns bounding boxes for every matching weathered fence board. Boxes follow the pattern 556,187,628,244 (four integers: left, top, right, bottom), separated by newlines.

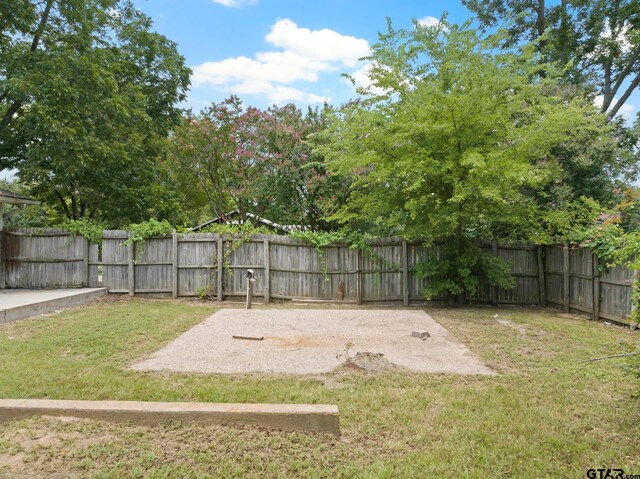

1,228,636,324
599,262,634,321
544,245,565,306
3,229,86,288
177,233,218,297
101,231,128,293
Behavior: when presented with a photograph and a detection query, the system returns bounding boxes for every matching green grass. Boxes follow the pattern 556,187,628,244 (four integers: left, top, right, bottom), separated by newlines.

0,299,639,478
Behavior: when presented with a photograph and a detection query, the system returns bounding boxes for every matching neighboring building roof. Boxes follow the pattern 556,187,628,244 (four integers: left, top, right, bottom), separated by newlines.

0,188,39,206
191,210,298,233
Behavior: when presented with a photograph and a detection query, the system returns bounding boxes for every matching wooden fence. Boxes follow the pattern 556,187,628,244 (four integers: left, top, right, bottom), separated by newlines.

0,228,99,289
0,228,635,324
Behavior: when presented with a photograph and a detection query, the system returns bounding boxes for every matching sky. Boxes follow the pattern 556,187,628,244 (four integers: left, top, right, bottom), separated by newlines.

130,0,475,111
130,0,638,121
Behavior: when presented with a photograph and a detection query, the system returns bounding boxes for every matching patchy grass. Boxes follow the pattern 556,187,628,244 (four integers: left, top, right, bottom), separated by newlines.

0,299,639,478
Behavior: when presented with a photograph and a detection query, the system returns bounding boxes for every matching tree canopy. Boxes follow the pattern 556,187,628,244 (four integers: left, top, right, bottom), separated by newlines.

168,97,346,230
319,20,620,300
462,0,640,120
0,0,190,226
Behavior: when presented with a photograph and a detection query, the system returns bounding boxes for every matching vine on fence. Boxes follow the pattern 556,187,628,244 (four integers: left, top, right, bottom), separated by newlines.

411,241,514,301
56,218,104,244
122,219,174,262
289,229,400,283
572,223,640,324
194,222,270,299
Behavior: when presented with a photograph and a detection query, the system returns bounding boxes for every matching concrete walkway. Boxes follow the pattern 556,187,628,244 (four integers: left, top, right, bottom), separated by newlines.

0,288,107,323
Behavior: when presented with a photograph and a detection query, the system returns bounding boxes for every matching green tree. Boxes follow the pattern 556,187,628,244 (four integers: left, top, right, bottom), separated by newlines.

322,20,616,302
0,1,190,226
462,0,640,120
169,97,345,230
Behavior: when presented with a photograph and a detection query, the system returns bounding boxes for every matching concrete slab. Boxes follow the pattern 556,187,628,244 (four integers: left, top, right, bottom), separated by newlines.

0,399,340,435
132,309,495,375
0,288,108,323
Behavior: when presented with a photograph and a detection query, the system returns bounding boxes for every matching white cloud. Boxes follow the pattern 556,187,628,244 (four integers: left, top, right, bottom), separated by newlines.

587,21,632,62
191,18,368,105
417,16,440,28
211,0,256,7
348,63,388,96
417,15,448,32
234,80,331,105
192,53,323,86
265,19,370,67
618,102,635,120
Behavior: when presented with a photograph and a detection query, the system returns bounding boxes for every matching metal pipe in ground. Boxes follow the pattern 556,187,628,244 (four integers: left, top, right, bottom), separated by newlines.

246,269,255,309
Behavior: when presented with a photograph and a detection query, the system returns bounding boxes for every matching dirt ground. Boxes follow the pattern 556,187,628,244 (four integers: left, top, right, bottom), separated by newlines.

131,308,495,375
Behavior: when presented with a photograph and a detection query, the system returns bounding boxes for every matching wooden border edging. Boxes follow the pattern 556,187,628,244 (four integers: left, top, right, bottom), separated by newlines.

0,399,340,436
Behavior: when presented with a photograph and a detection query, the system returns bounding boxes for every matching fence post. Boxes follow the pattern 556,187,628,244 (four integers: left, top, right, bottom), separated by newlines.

490,240,498,306
0,228,5,290
592,253,600,321
563,242,570,313
537,245,546,307
217,235,223,302
356,249,363,305
127,237,135,297
88,242,99,287
172,233,178,299
264,238,270,304
82,237,89,287
402,240,409,306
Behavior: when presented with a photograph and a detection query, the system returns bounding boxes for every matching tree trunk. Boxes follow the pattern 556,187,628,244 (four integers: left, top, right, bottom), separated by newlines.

454,224,465,306
1,0,54,127
536,0,546,51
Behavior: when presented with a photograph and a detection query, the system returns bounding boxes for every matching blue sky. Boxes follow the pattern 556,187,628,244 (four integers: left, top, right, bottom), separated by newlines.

131,0,638,122
131,0,474,111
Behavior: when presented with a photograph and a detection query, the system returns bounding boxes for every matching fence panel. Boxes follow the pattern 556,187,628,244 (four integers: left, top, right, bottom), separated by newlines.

223,239,266,298
268,239,357,300
177,233,217,296
495,244,539,304
88,242,100,287
600,261,634,322
361,242,403,302
544,245,565,306
134,237,173,294
101,230,129,293
4,228,86,288
568,247,594,314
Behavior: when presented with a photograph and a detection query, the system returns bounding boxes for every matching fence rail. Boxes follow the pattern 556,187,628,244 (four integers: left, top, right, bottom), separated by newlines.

0,228,635,324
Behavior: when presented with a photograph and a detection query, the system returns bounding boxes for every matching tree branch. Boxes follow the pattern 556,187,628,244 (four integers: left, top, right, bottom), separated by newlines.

30,0,53,53
577,351,638,363
608,71,640,119
1,0,54,127
54,190,72,219
603,46,640,112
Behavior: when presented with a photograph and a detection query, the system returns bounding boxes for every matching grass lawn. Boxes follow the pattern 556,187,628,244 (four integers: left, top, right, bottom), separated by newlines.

0,298,638,478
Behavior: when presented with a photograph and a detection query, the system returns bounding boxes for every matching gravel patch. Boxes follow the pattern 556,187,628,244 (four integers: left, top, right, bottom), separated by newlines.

131,309,495,375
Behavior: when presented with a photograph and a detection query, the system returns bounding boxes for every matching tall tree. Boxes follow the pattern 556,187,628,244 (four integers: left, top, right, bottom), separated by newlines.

462,0,640,119
321,20,618,301
0,1,190,225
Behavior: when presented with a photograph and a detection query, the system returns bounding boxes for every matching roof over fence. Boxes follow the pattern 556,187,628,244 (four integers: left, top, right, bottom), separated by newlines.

0,188,39,206
190,210,301,234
